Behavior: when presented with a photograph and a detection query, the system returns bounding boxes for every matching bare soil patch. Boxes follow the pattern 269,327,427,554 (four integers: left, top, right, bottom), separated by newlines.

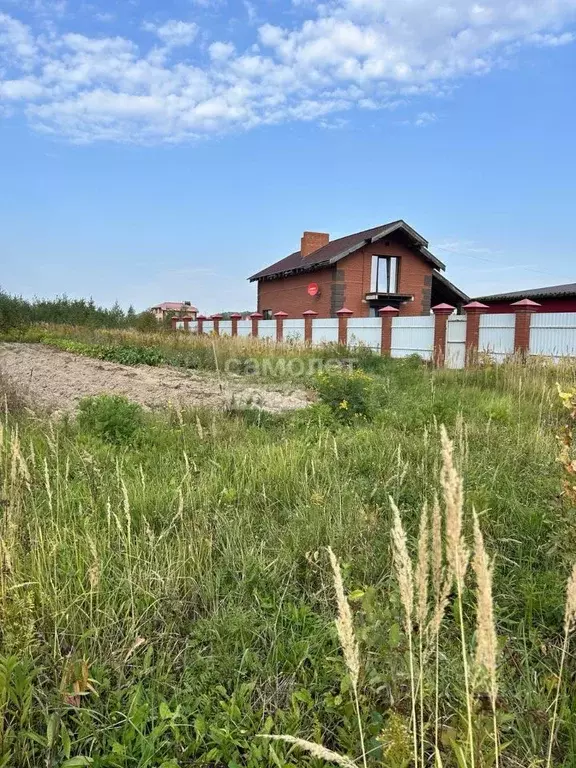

0,343,310,414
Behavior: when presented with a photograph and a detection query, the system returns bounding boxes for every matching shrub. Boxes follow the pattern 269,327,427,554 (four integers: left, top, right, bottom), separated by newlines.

77,394,144,444
100,345,164,366
313,368,378,422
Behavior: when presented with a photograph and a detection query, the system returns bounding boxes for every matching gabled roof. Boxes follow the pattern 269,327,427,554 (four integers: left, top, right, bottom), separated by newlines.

477,283,576,302
248,220,445,281
432,271,470,303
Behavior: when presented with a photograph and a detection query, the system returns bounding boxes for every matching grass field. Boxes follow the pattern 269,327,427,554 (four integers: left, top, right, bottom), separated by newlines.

1,328,576,767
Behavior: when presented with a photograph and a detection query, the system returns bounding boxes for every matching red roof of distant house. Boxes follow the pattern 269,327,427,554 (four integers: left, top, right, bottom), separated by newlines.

151,302,198,311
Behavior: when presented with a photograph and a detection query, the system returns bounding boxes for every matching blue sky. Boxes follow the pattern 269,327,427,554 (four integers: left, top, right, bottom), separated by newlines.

1,0,575,313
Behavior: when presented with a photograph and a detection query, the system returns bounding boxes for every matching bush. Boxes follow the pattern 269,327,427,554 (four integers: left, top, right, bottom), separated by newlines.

100,345,164,366
313,368,378,422
77,395,144,444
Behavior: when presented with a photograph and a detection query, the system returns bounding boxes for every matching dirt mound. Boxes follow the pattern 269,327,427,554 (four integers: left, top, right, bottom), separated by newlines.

0,343,310,414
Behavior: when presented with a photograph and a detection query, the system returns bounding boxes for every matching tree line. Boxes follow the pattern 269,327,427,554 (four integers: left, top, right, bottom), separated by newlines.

0,291,161,332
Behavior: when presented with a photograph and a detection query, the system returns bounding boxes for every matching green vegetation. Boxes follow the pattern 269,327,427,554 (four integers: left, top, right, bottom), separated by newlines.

77,395,145,444
0,291,147,331
1,328,576,766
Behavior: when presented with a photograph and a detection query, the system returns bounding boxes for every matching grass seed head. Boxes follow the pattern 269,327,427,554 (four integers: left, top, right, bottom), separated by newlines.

389,497,414,630
327,547,360,691
262,735,357,768
472,511,498,706
564,563,576,635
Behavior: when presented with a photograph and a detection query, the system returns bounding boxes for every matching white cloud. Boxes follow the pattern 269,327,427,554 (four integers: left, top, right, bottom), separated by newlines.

142,19,199,48
414,111,437,126
209,41,235,60
1,1,575,143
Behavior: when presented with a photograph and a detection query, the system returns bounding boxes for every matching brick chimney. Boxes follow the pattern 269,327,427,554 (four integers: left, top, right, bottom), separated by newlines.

301,231,329,258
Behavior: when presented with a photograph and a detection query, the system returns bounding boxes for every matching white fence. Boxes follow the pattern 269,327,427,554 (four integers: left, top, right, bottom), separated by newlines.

176,312,576,364
530,313,576,358
348,318,381,352
478,314,515,360
390,316,435,361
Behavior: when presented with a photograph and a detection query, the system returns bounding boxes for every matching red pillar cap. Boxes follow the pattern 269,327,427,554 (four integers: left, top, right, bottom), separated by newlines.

303,309,318,317
196,314,207,320
336,307,354,316
250,312,263,319
181,316,193,321
211,313,223,320
463,301,489,311
511,298,541,309
273,311,289,318
431,303,455,314
379,305,400,315
229,313,243,319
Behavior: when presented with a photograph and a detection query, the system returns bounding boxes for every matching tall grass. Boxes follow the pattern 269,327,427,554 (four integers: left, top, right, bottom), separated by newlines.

0,352,575,765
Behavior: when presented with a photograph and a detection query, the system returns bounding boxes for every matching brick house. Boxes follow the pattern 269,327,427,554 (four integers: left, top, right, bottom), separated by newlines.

248,220,468,318
476,283,576,313
150,301,198,322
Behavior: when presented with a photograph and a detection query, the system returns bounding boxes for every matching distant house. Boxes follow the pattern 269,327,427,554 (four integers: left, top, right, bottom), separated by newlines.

476,284,576,313
150,301,198,322
248,220,468,318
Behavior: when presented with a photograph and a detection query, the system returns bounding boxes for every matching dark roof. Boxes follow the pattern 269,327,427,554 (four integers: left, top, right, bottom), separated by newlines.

432,271,470,303
477,283,576,302
248,220,445,281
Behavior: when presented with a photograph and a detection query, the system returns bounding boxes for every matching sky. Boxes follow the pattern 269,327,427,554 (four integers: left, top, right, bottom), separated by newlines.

0,0,575,314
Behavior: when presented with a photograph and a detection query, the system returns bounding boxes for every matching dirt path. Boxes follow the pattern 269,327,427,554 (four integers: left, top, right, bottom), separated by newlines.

0,343,310,414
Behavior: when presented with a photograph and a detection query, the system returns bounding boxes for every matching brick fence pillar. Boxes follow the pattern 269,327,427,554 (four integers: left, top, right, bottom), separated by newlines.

250,312,263,337
511,298,540,359
211,314,222,336
336,307,353,346
432,303,454,367
171,316,178,330
303,310,317,344
230,313,242,337
274,311,288,342
182,315,192,332
463,301,489,366
196,315,206,334
378,306,399,356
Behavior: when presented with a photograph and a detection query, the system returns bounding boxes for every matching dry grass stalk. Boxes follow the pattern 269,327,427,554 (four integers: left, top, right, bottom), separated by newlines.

472,511,499,768
416,502,429,629
416,502,429,768
472,512,498,705
389,497,418,768
431,496,443,601
327,546,360,691
546,562,576,768
440,426,469,589
439,425,474,768
389,498,414,631
262,735,356,768
327,547,367,768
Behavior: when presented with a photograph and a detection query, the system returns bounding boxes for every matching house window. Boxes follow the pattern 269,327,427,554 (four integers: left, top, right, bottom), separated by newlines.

262,309,272,319
370,256,399,293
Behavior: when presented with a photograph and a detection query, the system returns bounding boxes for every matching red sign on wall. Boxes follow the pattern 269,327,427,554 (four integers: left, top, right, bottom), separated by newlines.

307,282,320,297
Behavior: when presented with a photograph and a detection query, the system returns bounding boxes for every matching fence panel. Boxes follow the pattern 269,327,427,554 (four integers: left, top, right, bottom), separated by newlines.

391,316,434,360
283,319,305,343
258,319,276,340
312,318,339,345
347,318,382,352
530,313,576,358
478,314,515,360
446,317,467,369
203,320,214,335
219,320,232,336
237,320,251,337
175,320,184,330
